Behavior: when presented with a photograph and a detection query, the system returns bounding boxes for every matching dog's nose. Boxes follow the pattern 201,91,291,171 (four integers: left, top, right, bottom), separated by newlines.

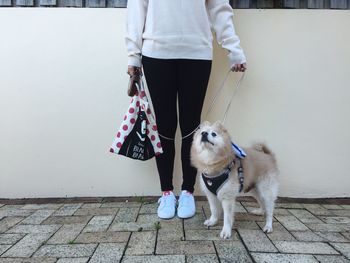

201,131,208,137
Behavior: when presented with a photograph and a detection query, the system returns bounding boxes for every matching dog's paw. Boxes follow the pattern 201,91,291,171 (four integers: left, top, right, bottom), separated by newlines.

250,208,265,215
204,218,217,227
263,224,273,233
220,227,232,239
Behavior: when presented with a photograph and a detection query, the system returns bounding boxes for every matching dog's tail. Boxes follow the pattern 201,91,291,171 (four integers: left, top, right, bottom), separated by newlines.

252,142,275,157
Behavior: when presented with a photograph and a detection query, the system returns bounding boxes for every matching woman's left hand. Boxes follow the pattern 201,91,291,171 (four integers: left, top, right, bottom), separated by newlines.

231,63,247,72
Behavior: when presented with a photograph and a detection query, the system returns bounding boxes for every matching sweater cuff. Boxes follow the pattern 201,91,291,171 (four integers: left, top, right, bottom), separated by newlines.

128,54,142,68
228,52,247,69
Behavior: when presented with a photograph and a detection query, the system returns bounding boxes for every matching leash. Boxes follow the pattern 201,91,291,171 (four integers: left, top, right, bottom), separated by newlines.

205,69,246,125
138,69,246,141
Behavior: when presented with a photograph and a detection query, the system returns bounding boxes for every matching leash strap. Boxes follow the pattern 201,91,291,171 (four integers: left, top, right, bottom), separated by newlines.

139,69,246,140
222,71,246,124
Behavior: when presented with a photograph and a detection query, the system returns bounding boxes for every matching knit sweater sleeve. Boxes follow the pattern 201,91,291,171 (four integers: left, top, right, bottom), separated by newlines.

207,0,246,69
125,0,148,67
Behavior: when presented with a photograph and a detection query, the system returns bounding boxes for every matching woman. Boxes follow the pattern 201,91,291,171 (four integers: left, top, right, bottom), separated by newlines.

125,0,246,219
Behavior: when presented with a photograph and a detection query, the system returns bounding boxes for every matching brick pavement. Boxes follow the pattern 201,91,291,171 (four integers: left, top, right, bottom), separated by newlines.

0,198,349,262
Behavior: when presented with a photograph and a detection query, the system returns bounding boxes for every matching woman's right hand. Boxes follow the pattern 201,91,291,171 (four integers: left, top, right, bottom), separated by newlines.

127,66,142,97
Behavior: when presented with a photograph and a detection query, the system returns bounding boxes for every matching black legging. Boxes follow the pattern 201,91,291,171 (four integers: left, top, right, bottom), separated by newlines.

142,55,212,193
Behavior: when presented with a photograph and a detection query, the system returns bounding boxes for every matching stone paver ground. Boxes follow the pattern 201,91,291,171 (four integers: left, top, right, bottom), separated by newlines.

0,198,349,263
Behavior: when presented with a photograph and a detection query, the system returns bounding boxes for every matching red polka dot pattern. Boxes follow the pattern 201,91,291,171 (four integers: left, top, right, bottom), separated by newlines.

110,91,163,156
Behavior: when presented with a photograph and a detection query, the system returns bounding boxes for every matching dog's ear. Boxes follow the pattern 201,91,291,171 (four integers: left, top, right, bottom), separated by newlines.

213,120,226,131
200,120,211,128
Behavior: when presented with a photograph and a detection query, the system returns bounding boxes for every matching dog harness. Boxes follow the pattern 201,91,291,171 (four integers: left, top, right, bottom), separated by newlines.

201,142,246,196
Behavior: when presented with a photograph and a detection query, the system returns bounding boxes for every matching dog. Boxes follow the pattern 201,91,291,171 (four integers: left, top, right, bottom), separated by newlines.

190,120,279,239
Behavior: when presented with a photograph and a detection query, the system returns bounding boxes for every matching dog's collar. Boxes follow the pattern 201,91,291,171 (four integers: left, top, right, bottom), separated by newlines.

201,157,244,196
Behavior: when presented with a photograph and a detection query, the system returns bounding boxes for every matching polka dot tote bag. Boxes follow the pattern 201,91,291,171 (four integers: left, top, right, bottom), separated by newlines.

109,76,163,160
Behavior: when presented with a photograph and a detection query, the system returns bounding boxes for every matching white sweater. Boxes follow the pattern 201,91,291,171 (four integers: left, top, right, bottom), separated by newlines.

125,0,246,69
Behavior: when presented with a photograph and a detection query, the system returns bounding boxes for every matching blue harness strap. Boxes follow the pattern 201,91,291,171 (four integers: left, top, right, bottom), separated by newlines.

232,142,246,159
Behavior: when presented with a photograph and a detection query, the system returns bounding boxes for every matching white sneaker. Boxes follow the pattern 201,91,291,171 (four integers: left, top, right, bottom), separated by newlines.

157,191,176,219
177,190,196,219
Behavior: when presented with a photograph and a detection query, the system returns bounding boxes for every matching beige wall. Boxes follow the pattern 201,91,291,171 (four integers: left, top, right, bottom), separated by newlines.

0,9,349,199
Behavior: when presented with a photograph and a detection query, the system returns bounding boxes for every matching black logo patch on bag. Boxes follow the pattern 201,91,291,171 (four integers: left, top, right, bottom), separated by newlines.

119,109,155,160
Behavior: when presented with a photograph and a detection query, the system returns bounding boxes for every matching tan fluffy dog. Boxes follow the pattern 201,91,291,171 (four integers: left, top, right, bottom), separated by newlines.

190,121,279,239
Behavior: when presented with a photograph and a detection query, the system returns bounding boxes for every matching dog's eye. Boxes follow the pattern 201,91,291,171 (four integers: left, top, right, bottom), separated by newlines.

211,132,217,137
